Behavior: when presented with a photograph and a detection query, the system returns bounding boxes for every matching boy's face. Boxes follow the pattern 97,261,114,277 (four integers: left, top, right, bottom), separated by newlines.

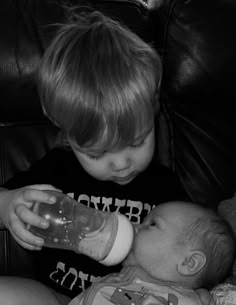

125,202,194,280
70,128,155,185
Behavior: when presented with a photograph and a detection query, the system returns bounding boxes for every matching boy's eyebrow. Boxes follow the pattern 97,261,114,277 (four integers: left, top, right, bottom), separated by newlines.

133,126,153,142
70,125,154,154
68,137,106,154
72,144,105,155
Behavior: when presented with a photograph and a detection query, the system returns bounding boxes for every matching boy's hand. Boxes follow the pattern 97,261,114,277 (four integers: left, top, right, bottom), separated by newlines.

0,185,61,250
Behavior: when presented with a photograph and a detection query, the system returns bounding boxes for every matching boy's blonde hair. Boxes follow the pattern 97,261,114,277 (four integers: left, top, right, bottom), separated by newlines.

37,10,162,152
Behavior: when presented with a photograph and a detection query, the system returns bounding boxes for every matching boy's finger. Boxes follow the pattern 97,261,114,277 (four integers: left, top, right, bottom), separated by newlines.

27,184,62,192
13,234,43,251
21,188,58,205
15,204,49,228
10,216,45,248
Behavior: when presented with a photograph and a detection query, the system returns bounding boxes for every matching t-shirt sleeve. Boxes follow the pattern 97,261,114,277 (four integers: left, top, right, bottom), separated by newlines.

3,148,68,190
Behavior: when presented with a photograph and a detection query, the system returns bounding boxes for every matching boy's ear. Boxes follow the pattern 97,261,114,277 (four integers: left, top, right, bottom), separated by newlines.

177,251,207,276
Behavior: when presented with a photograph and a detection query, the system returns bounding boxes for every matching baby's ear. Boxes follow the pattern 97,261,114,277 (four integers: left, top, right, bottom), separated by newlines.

177,251,206,276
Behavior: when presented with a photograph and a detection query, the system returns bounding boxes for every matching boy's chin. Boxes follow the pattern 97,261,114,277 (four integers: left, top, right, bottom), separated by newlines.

122,251,137,267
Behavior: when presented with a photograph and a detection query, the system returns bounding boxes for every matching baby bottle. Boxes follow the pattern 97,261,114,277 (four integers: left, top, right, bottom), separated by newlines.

27,190,134,266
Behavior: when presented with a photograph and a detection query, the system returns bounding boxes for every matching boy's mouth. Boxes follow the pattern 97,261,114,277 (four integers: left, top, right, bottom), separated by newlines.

111,172,137,184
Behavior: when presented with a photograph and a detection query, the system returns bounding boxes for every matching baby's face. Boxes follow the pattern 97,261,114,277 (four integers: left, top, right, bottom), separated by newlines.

126,202,196,280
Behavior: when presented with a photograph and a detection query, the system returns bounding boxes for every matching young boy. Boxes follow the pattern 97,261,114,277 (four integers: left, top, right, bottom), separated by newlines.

69,201,236,305
0,10,186,304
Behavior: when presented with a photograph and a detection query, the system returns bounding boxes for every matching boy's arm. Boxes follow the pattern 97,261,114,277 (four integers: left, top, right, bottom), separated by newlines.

0,185,59,250
0,148,67,248
0,187,7,228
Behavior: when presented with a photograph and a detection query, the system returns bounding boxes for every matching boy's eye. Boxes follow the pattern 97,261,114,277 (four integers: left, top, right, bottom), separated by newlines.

131,140,145,148
86,154,103,160
85,150,107,160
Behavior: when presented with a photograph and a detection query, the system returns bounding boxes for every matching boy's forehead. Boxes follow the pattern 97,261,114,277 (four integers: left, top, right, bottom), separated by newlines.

75,124,154,153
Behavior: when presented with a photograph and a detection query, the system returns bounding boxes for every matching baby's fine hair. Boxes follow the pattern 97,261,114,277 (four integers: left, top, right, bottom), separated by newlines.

37,9,162,152
184,205,236,288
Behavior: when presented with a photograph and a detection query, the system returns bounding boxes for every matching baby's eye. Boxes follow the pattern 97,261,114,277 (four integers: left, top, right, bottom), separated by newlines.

147,219,159,228
149,220,157,227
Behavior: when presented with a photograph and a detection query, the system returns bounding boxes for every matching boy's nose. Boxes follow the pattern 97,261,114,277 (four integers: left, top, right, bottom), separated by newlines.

111,154,131,172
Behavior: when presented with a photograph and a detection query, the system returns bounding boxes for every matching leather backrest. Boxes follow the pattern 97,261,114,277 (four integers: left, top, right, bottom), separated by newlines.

151,0,236,207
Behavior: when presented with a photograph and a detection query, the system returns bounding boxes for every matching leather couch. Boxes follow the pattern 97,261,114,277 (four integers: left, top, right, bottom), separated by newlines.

0,0,236,280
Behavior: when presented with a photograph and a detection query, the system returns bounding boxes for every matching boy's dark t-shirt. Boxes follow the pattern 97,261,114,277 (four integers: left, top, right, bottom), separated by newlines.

4,147,187,298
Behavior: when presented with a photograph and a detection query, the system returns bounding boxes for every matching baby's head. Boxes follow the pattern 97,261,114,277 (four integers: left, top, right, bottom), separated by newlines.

125,201,235,289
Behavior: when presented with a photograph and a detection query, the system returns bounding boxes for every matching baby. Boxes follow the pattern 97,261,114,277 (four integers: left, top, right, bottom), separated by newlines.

69,201,235,305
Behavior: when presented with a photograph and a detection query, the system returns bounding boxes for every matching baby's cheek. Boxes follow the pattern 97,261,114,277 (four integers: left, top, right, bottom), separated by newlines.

122,251,137,267
133,235,148,258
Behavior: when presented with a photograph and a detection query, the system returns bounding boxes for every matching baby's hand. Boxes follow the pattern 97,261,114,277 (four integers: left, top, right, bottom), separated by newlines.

0,185,60,250
142,294,169,305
